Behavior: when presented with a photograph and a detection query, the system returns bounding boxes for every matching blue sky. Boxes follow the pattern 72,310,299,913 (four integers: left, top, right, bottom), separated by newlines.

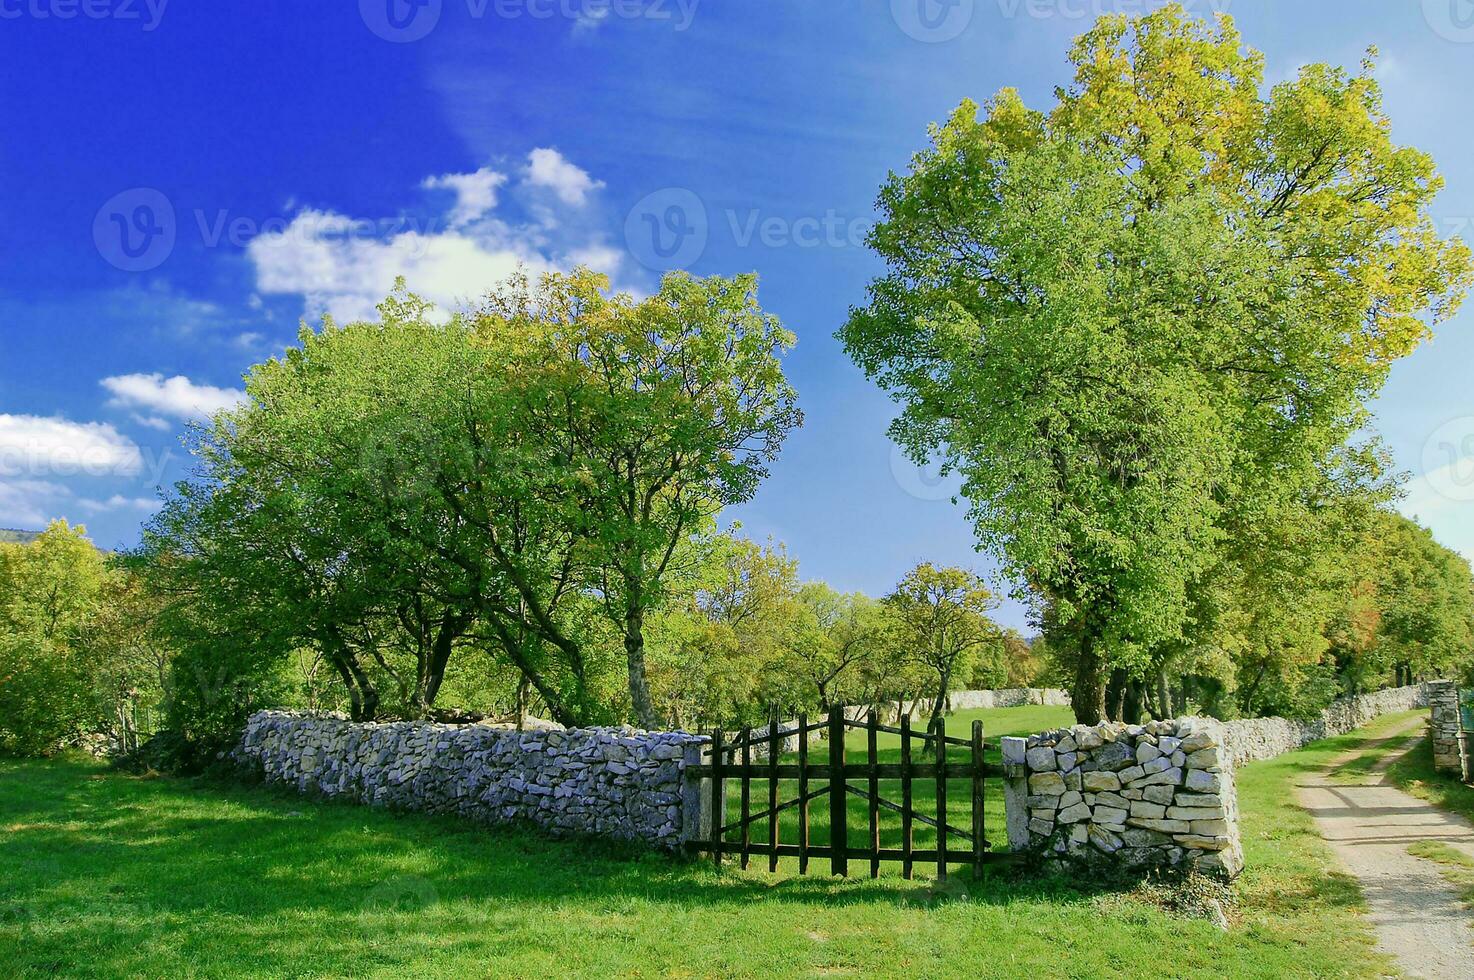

2,0,1472,630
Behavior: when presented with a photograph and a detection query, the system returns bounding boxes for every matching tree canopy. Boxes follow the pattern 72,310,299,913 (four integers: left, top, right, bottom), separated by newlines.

840,4,1473,723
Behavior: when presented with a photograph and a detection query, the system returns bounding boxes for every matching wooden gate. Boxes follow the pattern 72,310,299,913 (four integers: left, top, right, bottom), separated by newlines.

684,706,1012,878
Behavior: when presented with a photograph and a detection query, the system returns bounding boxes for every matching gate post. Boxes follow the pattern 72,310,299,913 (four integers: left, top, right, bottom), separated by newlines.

829,706,847,876
681,737,717,846
1000,735,1031,852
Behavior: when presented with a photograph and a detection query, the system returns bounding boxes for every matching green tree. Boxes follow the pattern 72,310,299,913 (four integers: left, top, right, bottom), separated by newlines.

841,6,1471,723
0,521,110,755
885,564,1000,725
467,269,801,728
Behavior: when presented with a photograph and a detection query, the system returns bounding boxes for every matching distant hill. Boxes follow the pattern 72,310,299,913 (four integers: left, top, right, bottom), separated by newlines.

0,529,42,545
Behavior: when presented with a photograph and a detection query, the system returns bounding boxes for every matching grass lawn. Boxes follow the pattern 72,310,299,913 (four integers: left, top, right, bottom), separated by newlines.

0,704,1397,979
1385,725,1474,825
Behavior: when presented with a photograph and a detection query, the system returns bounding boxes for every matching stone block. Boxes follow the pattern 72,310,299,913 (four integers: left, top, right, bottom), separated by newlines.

1184,769,1221,794
1082,771,1121,792
1025,746,1058,771
1126,817,1190,834
1028,772,1067,796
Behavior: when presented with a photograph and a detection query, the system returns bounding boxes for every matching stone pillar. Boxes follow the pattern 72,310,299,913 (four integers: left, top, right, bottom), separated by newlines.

1000,735,1032,852
1428,680,1466,778
680,740,715,844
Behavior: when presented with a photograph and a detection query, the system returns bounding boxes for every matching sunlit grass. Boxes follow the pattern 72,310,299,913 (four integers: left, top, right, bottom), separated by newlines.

0,704,1398,978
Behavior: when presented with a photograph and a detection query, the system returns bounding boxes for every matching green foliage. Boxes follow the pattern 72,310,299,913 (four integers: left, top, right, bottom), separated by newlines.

885,564,1001,722
0,522,111,755
841,5,1472,722
138,268,799,732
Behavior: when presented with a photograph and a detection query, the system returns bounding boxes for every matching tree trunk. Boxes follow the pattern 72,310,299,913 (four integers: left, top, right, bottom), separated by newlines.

1157,672,1172,721
1070,630,1106,725
929,668,952,727
1122,680,1143,726
1105,668,1127,722
623,605,658,730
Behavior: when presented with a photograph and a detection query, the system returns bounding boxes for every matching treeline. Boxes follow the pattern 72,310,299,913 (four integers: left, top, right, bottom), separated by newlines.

5,8,1474,760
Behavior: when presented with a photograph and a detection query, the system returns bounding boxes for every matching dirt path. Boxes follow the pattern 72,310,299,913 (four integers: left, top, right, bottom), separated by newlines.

1296,717,1474,979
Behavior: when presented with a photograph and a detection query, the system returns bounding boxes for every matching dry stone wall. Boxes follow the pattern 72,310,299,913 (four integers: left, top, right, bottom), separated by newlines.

1428,680,1471,780
1002,718,1243,877
235,711,706,850
1216,684,1429,766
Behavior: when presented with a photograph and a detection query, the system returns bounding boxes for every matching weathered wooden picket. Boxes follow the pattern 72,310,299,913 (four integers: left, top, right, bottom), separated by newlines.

684,707,1013,878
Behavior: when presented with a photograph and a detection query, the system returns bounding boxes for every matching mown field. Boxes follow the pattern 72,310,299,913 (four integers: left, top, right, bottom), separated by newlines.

0,705,1401,978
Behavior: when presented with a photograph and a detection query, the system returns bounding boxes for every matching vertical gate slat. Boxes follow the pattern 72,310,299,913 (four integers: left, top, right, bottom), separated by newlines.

740,726,752,870
801,710,813,872
867,710,880,879
972,719,985,880
829,706,847,876
709,728,724,868
768,714,780,873
934,715,947,881
901,711,914,880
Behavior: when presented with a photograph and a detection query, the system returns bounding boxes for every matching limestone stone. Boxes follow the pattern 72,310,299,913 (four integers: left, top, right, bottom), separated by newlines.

1142,784,1176,805
1173,834,1230,851
1088,825,1123,853
1126,817,1190,834
1128,801,1166,819
1095,741,1135,771
1165,807,1221,822
1184,769,1221,794
1025,746,1058,771
1185,747,1222,770
1093,806,1128,826
1135,741,1162,765
1081,771,1121,792
1028,772,1067,796
1058,801,1092,824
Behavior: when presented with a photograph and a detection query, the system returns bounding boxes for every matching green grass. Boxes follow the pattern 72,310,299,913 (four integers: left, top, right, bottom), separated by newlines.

1384,728,1474,825
0,704,1397,978
1325,711,1427,783
1405,841,1474,910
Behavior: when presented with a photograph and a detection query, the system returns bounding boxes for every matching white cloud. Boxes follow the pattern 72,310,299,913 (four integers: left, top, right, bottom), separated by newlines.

0,479,69,528
249,209,561,322
131,414,172,431
423,166,510,227
101,373,247,421
0,415,143,477
525,148,604,206
77,494,160,515
247,150,623,322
